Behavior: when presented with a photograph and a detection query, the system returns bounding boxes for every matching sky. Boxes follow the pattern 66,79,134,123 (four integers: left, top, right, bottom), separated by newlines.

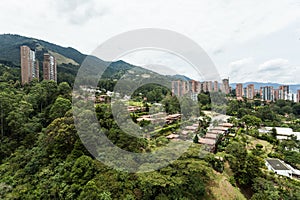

0,0,300,84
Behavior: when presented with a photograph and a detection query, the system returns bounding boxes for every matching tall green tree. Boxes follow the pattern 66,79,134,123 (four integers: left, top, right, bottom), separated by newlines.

49,97,71,121
241,114,262,130
6,100,33,138
0,91,15,137
58,82,71,99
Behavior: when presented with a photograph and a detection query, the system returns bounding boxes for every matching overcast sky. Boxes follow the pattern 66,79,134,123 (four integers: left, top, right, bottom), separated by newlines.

1,0,300,84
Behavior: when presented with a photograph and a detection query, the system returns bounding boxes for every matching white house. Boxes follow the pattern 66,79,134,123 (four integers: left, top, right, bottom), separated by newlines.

286,163,300,179
265,159,292,178
259,127,300,141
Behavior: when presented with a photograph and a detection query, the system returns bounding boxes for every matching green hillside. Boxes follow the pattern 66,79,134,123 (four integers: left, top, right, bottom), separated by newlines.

0,34,166,85
0,34,85,66
0,34,191,87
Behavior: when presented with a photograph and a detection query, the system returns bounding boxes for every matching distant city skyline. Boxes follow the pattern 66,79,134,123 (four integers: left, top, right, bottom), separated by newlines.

1,0,299,83
171,78,300,102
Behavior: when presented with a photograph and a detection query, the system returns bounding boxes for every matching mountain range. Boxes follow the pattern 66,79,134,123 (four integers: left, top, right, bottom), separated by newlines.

0,34,186,83
0,34,157,81
0,33,299,92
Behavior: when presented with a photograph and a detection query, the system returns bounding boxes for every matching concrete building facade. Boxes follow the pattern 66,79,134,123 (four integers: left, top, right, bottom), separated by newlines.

20,45,39,85
43,53,57,82
246,84,255,99
214,81,218,92
236,83,243,98
172,80,187,96
221,78,230,94
261,86,274,102
279,85,289,100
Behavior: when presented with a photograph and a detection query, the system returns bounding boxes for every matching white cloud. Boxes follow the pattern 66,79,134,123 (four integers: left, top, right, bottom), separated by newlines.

259,59,289,70
0,0,299,83
1,0,299,53
229,57,254,68
118,50,207,81
52,0,107,25
228,57,255,82
228,57,300,84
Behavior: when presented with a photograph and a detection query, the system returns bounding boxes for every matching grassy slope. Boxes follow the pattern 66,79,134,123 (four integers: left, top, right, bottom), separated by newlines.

49,51,79,66
247,136,274,155
205,164,247,200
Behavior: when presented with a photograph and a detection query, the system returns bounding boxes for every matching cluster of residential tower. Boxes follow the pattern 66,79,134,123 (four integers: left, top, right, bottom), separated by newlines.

172,79,230,101
171,78,300,103
236,83,300,103
20,45,57,85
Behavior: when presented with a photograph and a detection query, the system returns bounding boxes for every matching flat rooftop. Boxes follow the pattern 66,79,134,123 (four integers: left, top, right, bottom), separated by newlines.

205,133,218,139
220,123,234,127
212,126,228,131
208,130,224,134
199,138,216,146
266,159,290,171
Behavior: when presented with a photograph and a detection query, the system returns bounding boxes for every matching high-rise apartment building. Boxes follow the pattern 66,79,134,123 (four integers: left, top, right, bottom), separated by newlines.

214,81,218,92
43,53,57,82
202,81,213,93
297,90,300,103
207,81,213,92
172,81,181,96
172,80,188,96
20,45,39,85
188,80,199,93
246,84,255,99
236,83,243,98
279,85,289,100
273,89,280,101
243,87,248,98
261,86,274,102
222,78,230,94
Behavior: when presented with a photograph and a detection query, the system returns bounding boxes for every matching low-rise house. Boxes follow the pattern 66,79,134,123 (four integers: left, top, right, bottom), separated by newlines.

136,112,167,123
197,122,232,152
166,114,181,124
265,159,292,178
220,123,234,128
128,106,144,112
185,126,198,131
198,138,216,146
137,112,182,125
259,127,300,141
166,114,182,120
208,130,224,135
286,163,300,179
166,134,180,139
205,133,218,140
181,130,189,135
213,126,229,132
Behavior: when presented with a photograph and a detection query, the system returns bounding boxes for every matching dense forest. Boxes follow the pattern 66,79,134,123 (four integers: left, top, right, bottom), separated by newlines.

1,61,300,199
1,34,300,199
0,63,214,199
